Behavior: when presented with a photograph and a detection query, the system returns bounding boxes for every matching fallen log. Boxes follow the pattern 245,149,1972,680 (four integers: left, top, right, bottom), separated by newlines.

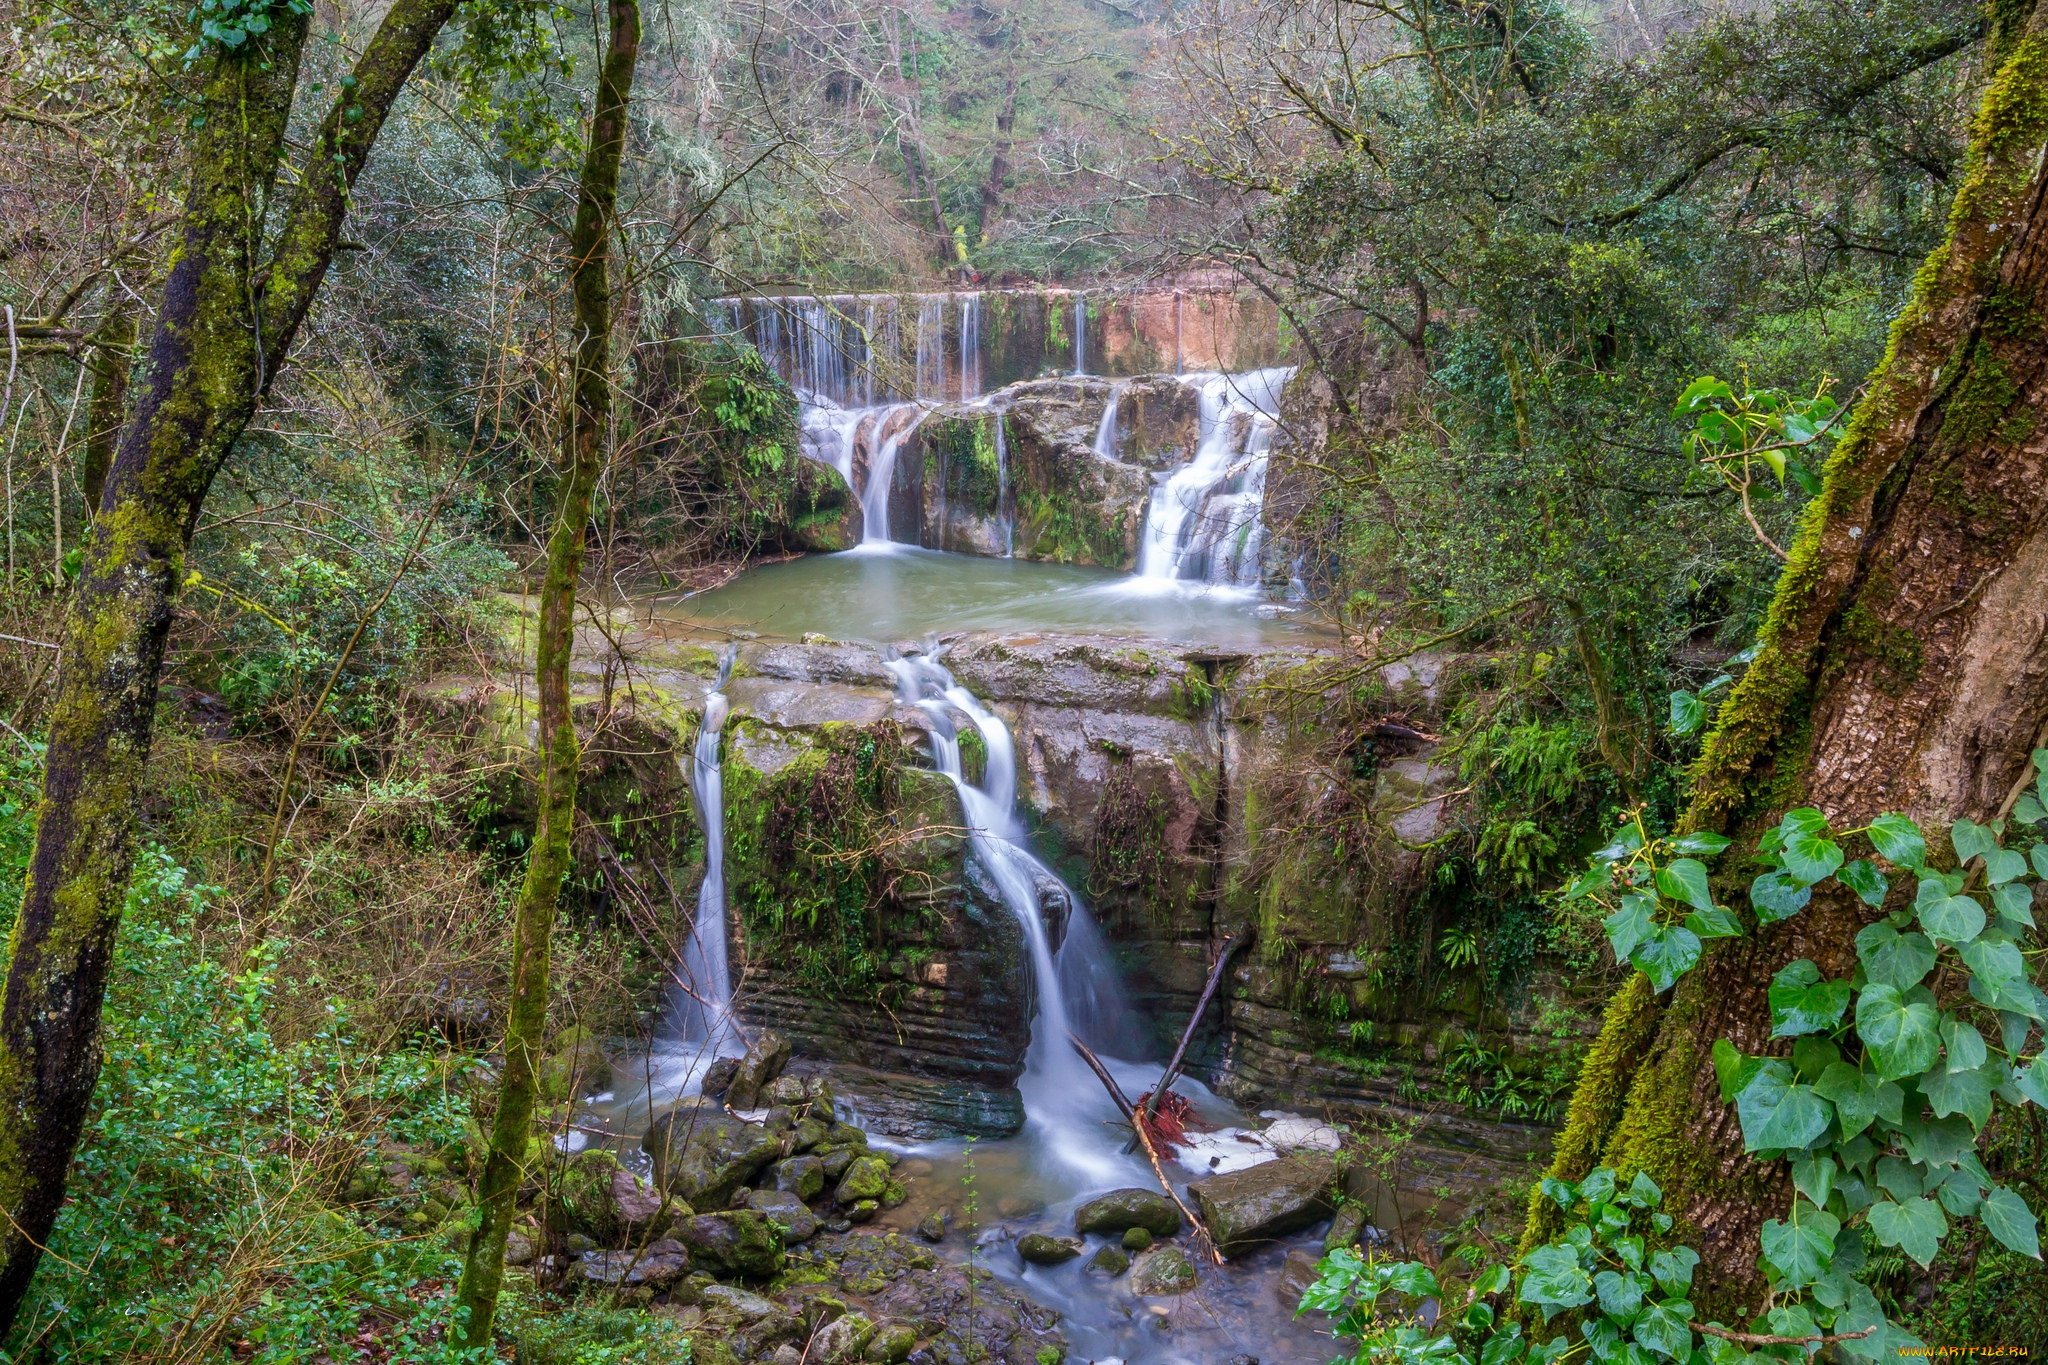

1141,931,1249,1128
1067,1030,1221,1265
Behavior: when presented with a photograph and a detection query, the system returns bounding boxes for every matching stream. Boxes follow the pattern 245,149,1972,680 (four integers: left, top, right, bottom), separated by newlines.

593,300,1351,1363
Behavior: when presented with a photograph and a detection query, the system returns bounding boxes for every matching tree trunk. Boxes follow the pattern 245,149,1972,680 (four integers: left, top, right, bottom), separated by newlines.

452,0,639,1347
1533,3,2048,1310
979,73,1017,244
0,0,458,1331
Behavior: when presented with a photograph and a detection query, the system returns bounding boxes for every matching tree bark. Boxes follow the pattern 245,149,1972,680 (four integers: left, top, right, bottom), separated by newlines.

1532,2,2048,1310
0,0,459,1331
80,304,132,515
452,0,640,1347
979,73,1017,243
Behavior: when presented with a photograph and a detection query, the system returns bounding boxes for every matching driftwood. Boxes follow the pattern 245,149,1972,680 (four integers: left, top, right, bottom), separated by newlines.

1067,1030,1222,1265
1141,932,1249,1127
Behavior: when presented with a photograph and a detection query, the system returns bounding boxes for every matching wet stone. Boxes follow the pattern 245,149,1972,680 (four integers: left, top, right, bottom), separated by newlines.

574,1239,689,1290
846,1199,880,1224
1120,1226,1153,1252
916,1210,950,1243
749,1187,822,1245
1085,1245,1129,1276
1073,1188,1181,1238
775,1154,827,1201
1129,1245,1197,1295
836,1154,891,1205
1016,1233,1082,1266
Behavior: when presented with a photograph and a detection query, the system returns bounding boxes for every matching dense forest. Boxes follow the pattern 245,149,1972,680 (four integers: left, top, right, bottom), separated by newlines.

1,0,2045,1359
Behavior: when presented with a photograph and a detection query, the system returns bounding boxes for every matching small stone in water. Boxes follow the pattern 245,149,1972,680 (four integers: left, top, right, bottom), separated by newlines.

1085,1245,1130,1276
1121,1227,1153,1251
1016,1233,1083,1265
916,1210,950,1243
845,1198,879,1224
826,1218,853,1234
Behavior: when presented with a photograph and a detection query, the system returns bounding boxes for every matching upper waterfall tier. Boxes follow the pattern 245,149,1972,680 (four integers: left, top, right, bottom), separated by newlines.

710,285,1288,409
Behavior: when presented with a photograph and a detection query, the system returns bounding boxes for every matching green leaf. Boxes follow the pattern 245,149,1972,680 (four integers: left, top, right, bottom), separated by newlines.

1856,985,1943,1080
1654,858,1715,913
2016,1057,2048,1108
1868,1197,1948,1267
1669,831,1732,857
1981,1185,2042,1259
1921,894,1987,945
1993,881,2036,929
1631,1299,1695,1360
1942,1019,1988,1073
2015,792,2047,826
1594,826,1646,862
1518,1243,1594,1321
1782,830,1845,886
1683,907,1742,940
1630,924,1703,992
2034,842,2048,880
1668,691,1705,736
1769,959,1851,1037
1961,936,2028,992
1712,1039,1760,1102
1899,1112,1976,1166
1566,864,1614,900
1481,1327,1528,1365
1921,1064,1994,1131
1951,817,1998,863
1855,923,1937,990
1578,1168,1617,1205
1647,1246,1697,1296
1876,1155,1923,1202
1625,1171,1662,1208
1673,376,1733,416
1473,1262,1512,1296
1750,871,1811,923
1838,859,1889,907
1985,847,2029,885
1781,808,1830,836
1790,1153,1836,1208
1733,1059,1832,1152
1594,1269,1645,1323
1604,897,1657,962
1867,813,1927,868
1760,1214,1836,1287
1540,1176,1577,1209
1792,1034,1841,1082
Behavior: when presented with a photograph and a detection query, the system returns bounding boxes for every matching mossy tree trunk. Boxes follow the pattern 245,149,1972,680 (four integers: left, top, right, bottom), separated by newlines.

1533,1,2048,1310
0,0,459,1331
79,303,133,515
452,0,640,1347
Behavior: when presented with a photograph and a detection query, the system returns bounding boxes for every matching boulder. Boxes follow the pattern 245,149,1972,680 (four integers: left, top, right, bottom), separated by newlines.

1186,1153,1337,1258
726,1031,794,1109
792,1116,831,1152
644,1100,784,1209
834,1154,890,1205
700,1283,782,1320
916,1209,950,1243
674,1209,785,1278
538,1025,610,1102
819,1146,858,1180
1278,1246,1322,1310
1016,1233,1082,1266
864,1321,919,1362
1324,1200,1369,1254
556,1149,677,1244
774,1154,826,1201
811,1312,874,1363
748,1187,821,1244
1073,1188,1182,1238
701,1056,740,1099
575,1239,690,1290
1084,1245,1129,1276
1129,1245,1197,1295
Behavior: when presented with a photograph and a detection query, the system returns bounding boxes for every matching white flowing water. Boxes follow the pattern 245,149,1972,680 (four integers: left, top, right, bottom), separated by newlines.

882,645,1144,1187
960,293,982,400
1133,366,1294,588
1092,386,1121,459
856,407,931,549
994,411,1013,557
1072,297,1088,376
672,645,744,1061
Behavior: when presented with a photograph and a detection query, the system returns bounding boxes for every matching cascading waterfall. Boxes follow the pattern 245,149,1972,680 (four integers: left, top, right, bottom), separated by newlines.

994,413,1012,557
959,293,982,400
883,644,1140,1183
1092,386,1120,459
1133,366,1294,588
857,408,930,548
1071,296,1087,376
674,644,743,1059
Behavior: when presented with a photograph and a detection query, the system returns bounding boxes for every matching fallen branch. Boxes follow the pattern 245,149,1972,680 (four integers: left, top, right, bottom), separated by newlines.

1697,1323,1875,1347
1068,1030,1222,1266
1143,932,1249,1126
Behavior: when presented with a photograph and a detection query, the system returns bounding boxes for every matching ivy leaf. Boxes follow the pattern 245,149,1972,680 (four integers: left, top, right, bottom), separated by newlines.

1982,1185,2043,1260
1668,690,1705,736
1868,1197,1948,1267
1594,826,1646,863
1669,831,1732,857
1593,1268,1645,1323
1684,907,1742,940
1867,813,1926,868
1855,922,1938,990
1579,1169,1618,1205
1654,858,1715,913
1921,1064,1995,1131
1624,1171,1663,1208
1750,871,1811,923
1769,959,1852,1037
1961,936,2029,993
1565,864,1613,900
1951,817,1998,864
1856,984,1943,1080
2016,792,2048,826
1919,894,1986,946
1780,807,1830,836
1631,1299,1696,1360
1733,1059,1833,1152
1518,1243,1594,1321
1604,896,1657,962
1838,859,1889,907
2034,842,2048,880
2001,1011,2035,1057
1760,1213,1837,1287
1781,829,1845,887
1639,1251,1692,1305
1942,1019,1988,1073
1790,1153,1836,1207
1629,925,1703,993
2016,1057,2048,1108
1899,1112,1976,1166
1481,1327,1528,1365
1993,881,2036,929
1540,1176,1578,1209
1985,847,2029,885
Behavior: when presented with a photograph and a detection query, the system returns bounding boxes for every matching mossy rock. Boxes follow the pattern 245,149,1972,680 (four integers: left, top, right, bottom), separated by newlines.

538,1025,610,1102
835,1154,890,1205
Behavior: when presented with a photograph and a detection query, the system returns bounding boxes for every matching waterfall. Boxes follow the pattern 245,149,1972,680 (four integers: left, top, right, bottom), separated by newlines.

674,644,743,1058
1071,296,1087,376
959,293,982,400
994,412,1012,557
1133,366,1294,588
883,645,1138,1182
857,407,930,549
1092,386,1120,459
916,295,947,399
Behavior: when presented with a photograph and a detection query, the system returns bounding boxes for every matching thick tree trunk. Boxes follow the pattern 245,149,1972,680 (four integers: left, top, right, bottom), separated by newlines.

0,0,458,1331
1534,4,2048,1311
452,0,639,1347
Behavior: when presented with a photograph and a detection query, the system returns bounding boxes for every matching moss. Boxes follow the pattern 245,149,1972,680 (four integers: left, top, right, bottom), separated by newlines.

1519,973,1657,1250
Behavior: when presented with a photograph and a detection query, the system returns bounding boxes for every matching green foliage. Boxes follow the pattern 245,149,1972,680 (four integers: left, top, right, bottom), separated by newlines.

186,0,310,61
